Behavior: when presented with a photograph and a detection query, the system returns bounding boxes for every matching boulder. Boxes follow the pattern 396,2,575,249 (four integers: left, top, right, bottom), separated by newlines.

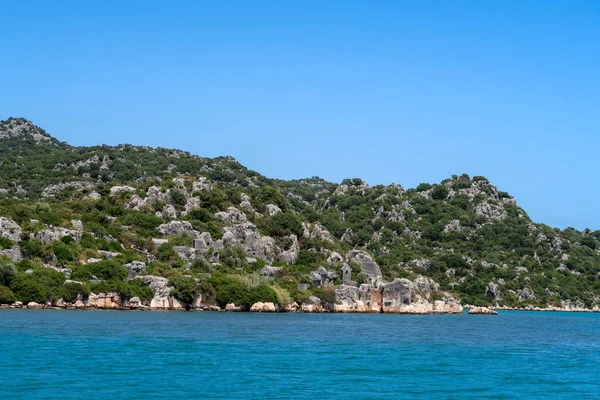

128,297,141,309
302,222,335,242
156,221,199,238
0,246,23,262
250,302,277,312
83,191,102,201
54,298,67,308
109,185,136,196
300,304,323,313
161,205,178,219
327,252,344,265
468,307,498,315
486,282,500,299
97,250,120,259
266,204,282,216
517,287,535,301
279,235,299,265
135,275,175,309
443,220,462,232
27,302,42,309
346,250,382,279
433,298,463,314
0,217,22,242
34,227,82,245
87,292,121,309
413,276,439,298
215,207,247,224
184,197,202,214
222,223,278,262
307,296,322,306
225,303,240,312
123,261,147,279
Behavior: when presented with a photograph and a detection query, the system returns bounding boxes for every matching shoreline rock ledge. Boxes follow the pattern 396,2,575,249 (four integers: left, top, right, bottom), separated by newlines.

333,279,463,314
467,306,498,315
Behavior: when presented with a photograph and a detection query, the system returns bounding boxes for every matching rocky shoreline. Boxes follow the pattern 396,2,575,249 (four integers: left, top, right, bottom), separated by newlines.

2,299,599,314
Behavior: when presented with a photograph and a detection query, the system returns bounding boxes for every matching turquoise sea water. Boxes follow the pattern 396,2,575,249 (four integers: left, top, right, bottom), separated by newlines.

1,310,599,399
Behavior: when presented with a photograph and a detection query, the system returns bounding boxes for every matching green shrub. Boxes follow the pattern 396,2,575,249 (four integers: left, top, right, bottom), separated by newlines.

311,287,336,304
169,189,187,207
51,242,75,263
211,276,250,307
0,237,13,250
169,274,202,306
431,185,449,201
61,281,90,302
0,262,16,286
89,279,153,301
0,285,16,304
260,212,302,238
580,236,597,250
71,260,127,281
20,239,45,259
249,284,278,304
39,211,62,226
121,211,163,232
10,275,46,303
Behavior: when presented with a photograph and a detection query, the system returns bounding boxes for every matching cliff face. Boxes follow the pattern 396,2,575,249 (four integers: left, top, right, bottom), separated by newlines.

1,118,599,311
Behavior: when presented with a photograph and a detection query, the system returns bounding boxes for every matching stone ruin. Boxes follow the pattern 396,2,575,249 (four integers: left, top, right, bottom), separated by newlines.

309,266,338,287
341,263,352,284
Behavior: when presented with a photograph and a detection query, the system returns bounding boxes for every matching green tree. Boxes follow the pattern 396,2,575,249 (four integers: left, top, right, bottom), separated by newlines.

10,276,46,303
0,285,16,304
0,262,17,286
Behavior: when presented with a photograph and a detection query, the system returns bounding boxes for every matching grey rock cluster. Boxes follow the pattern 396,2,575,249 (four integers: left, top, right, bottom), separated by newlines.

333,277,462,314
215,207,247,224
156,221,199,238
346,250,382,279
221,223,298,264
0,217,22,241
302,222,334,242
0,118,52,143
42,181,94,198
33,226,82,245
123,261,147,278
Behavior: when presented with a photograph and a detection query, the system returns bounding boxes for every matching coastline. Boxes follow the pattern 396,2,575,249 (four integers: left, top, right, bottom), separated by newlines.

3,301,600,314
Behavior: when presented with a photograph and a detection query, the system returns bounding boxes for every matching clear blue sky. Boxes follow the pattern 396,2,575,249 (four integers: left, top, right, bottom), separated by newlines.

1,1,599,230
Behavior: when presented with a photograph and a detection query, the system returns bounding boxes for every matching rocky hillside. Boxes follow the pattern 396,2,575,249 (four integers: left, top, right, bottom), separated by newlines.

0,117,599,312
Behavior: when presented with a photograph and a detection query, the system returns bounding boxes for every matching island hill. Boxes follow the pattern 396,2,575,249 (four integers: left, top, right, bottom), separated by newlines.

0,117,599,314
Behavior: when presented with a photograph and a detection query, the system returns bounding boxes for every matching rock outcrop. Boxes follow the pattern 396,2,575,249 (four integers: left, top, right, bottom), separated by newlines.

87,293,121,309
0,217,22,242
123,261,147,279
33,226,82,245
110,185,136,196
468,306,498,315
156,221,199,238
302,222,334,242
222,223,278,262
333,277,462,314
250,302,277,312
135,275,182,310
215,207,247,224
